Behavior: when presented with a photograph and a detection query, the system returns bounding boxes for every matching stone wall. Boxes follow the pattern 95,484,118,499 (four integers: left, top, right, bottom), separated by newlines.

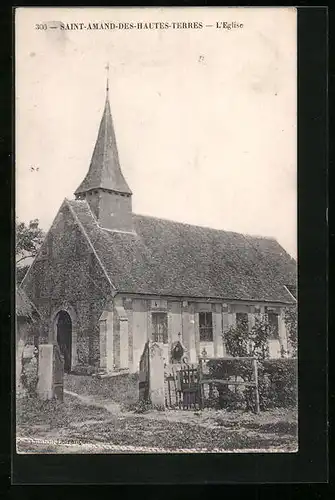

22,202,112,370
109,296,290,373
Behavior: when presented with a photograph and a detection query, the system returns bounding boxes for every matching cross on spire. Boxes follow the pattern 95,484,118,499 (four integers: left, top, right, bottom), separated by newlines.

105,62,109,93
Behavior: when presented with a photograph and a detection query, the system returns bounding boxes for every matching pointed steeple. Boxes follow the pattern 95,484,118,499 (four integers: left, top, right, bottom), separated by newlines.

75,68,133,233
75,70,132,196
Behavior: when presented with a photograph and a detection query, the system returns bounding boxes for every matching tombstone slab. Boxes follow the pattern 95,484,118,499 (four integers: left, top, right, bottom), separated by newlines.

37,344,54,400
149,343,165,409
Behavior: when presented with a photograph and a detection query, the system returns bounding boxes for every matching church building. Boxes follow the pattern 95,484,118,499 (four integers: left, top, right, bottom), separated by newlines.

20,78,297,375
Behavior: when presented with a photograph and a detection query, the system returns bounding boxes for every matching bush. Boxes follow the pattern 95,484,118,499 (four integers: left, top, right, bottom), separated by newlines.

21,354,38,397
204,359,254,411
224,314,271,361
284,306,298,357
207,358,254,381
258,358,297,409
202,357,297,411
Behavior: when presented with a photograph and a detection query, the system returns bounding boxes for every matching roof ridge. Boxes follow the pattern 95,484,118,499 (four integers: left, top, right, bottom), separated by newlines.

132,212,277,241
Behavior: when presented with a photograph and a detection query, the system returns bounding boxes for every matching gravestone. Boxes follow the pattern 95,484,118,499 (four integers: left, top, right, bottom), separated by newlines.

149,342,165,409
37,343,64,401
37,344,53,399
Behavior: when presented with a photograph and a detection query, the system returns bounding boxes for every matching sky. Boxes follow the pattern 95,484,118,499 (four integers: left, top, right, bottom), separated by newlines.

16,7,297,258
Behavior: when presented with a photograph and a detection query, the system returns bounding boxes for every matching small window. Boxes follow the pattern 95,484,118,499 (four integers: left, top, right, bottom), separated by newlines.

236,312,248,334
268,312,279,339
199,312,213,342
152,312,168,344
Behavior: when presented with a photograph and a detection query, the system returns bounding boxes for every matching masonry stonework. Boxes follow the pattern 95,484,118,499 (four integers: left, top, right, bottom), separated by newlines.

22,202,113,371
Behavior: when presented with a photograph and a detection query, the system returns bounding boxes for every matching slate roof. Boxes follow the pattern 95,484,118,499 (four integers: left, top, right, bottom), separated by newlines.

74,94,132,195
16,288,40,320
67,199,297,304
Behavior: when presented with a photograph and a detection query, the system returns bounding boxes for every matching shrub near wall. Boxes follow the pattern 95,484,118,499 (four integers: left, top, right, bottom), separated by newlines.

218,316,298,411
206,359,254,411
205,358,298,411
258,358,298,410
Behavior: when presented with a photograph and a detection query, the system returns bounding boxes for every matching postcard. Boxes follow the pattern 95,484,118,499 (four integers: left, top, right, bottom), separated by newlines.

15,7,298,455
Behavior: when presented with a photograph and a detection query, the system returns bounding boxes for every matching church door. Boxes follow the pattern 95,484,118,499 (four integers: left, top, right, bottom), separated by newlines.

56,311,72,373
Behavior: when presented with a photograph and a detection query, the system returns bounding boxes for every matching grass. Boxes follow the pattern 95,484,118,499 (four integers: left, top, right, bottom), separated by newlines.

213,407,298,435
16,394,298,453
16,394,111,435
64,373,139,406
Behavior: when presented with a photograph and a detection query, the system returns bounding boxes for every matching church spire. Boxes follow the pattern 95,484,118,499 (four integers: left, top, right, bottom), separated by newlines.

75,69,131,196
74,68,133,233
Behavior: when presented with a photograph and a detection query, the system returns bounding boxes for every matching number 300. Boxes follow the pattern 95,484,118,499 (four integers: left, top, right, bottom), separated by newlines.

35,24,47,30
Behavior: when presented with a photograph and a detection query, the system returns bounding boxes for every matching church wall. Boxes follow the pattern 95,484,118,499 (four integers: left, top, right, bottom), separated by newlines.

21,203,112,371
113,307,120,370
131,298,148,374
168,302,182,344
113,295,291,373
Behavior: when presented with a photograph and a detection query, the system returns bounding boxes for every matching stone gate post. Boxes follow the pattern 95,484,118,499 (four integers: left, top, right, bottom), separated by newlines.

149,342,165,409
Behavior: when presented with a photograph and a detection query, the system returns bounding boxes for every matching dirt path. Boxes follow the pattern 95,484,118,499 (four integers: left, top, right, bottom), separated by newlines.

63,389,220,429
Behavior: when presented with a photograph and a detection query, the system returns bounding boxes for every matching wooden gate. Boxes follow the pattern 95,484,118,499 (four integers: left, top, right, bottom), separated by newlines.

165,364,201,410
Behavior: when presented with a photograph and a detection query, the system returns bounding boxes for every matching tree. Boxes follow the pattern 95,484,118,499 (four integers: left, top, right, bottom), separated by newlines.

284,306,298,357
16,219,45,283
224,314,272,361
224,317,249,358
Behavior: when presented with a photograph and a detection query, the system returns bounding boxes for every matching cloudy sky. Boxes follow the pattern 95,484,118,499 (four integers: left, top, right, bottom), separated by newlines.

16,7,297,258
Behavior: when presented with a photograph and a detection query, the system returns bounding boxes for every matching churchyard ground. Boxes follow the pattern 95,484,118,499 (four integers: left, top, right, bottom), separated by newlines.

16,391,298,454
